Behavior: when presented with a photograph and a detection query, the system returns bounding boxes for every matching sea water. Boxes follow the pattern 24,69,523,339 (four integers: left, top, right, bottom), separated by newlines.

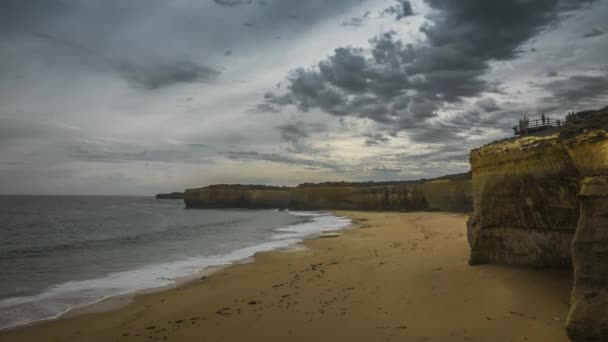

0,195,350,329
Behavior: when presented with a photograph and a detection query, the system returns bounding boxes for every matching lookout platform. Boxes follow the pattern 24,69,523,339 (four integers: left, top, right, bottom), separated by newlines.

513,115,562,136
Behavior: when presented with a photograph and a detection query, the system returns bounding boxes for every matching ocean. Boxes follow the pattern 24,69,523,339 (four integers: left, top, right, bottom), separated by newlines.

0,195,350,330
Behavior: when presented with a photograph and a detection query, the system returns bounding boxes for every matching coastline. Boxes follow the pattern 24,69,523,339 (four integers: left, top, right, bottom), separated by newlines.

0,211,572,342
0,210,350,331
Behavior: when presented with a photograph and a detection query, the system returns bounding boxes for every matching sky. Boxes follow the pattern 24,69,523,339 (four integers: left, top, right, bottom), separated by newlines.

0,0,607,195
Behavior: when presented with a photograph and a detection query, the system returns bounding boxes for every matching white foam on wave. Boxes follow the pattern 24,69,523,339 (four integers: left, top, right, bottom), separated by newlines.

0,211,350,331
272,211,351,239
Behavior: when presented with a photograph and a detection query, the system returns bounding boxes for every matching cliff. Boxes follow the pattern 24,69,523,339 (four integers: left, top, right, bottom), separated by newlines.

155,192,185,200
183,173,473,212
467,106,608,341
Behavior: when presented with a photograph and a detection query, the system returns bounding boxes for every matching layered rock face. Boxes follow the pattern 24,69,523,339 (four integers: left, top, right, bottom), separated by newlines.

183,176,472,212
467,134,581,267
567,177,608,340
467,107,608,341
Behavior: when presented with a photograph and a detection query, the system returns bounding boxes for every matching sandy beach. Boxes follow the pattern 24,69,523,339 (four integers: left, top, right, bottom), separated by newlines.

0,211,572,342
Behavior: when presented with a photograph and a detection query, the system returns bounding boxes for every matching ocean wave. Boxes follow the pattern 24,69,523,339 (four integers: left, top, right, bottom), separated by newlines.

0,211,350,330
0,218,248,261
272,211,351,239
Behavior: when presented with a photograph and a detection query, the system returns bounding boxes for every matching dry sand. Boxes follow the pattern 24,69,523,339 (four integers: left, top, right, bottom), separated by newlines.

0,211,572,342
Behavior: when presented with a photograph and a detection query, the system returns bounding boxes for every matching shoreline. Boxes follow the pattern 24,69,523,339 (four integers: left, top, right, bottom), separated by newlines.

0,210,352,332
0,211,573,341
0,249,238,333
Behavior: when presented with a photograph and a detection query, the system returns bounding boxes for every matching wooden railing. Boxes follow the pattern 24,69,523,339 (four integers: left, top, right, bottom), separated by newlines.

513,116,562,136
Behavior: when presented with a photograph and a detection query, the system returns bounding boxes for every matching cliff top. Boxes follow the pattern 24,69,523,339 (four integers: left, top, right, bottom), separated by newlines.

296,172,471,188
475,105,608,152
186,172,471,192
560,106,608,137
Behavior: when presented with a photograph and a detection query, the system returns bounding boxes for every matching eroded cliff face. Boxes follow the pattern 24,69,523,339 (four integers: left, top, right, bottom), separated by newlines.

467,113,608,341
567,176,608,340
467,134,581,267
183,178,473,212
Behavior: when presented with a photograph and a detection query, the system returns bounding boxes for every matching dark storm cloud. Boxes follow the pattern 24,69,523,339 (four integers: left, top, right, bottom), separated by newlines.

260,0,598,142
540,73,608,108
382,0,414,20
581,27,605,38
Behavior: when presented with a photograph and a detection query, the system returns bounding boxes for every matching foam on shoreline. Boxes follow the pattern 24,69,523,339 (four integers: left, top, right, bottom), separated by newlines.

0,211,351,331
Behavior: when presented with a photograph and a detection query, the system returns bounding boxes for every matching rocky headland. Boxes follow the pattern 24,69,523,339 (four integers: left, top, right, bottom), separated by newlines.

467,106,608,341
155,192,185,200
183,173,473,213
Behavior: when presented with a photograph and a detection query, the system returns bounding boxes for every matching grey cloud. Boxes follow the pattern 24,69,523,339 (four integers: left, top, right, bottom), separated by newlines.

264,91,295,106
251,103,283,114
349,145,472,181
260,0,598,143
341,17,366,27
363,133,391,146
117,61,220,90
382,0,414,20
370,166,402,174
581,27,605,38
341,11,372,27
1,0,605,194
3,11,220,90
275,121,328,155
66,139,214,164
276,121,326,143
213,0,249,7
540,73,608,108
476,98,500,112
395,147,471,164
1,0,363,89
318,47,369,93
225,151,340,170
0,117,80,143
213,0,271,7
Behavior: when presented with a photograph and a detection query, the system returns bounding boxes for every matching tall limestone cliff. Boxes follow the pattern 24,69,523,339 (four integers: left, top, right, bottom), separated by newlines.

467,107,608,341
568,176,608,340
183,174,473,212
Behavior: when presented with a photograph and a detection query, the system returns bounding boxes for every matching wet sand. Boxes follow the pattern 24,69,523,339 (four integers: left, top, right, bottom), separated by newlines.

0,212,572,341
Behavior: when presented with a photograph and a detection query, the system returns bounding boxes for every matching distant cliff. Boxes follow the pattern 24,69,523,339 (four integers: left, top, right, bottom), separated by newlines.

183,173,473,212
155,192,184,200
466,106,608,341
